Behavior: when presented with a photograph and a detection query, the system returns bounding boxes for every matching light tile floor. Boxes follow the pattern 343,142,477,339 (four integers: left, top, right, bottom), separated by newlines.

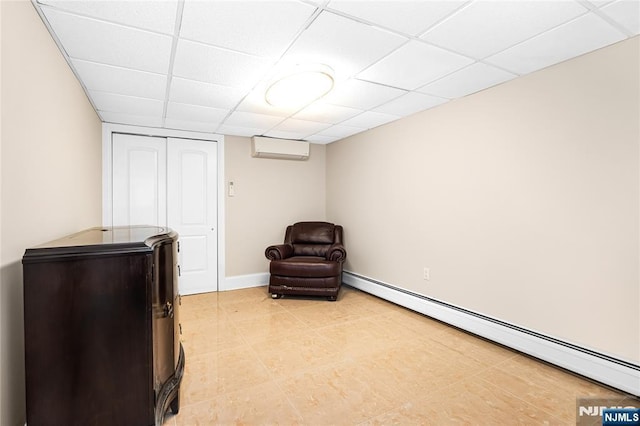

163,285,636,425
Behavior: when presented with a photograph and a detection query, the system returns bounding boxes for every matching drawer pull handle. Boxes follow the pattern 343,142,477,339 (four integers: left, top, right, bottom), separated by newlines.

164,301,174,318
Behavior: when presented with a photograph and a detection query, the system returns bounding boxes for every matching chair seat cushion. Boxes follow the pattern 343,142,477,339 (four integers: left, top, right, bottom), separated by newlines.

270,256,341,278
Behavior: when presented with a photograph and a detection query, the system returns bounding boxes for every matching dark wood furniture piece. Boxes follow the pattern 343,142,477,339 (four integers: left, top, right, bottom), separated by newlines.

23,226,184,426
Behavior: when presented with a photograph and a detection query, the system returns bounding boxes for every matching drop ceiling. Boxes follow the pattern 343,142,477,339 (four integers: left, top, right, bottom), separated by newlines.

33,0,639,144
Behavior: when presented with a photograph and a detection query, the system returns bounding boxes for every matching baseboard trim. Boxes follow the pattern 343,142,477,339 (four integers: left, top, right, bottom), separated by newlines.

342,271,640,397
221,272,269,292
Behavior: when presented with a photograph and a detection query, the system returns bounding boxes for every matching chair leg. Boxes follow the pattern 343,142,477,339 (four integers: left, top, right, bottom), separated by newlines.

271,293,282,299
327,296,337,302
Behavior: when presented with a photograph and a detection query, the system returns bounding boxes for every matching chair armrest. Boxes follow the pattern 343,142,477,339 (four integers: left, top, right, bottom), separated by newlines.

327,244,347,262
265,244,293,260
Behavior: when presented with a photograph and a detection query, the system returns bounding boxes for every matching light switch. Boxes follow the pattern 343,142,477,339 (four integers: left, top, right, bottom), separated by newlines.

228,181,235,197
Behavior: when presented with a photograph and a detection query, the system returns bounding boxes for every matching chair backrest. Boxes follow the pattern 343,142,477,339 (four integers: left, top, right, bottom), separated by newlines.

284,221,343,257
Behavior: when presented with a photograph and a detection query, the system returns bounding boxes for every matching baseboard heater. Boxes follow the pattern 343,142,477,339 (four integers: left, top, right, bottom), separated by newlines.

342,271,640,397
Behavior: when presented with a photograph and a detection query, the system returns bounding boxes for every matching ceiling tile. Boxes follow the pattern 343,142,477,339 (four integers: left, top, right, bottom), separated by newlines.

180,0,316,57
215,125,264,138
99,111,163,128
169,78,246,110
305,134,339,144
269,118,332,135
293,102,362,124
318,124,366,138
374,92,448,116
600,0,640,34
358,40,474,90
281,10,407,80
166,102,229,123
322,79,406,110
164,119,219,133
71,59,166,100
223,111,284,132
421,1,588,59
173,39,272,88
327,0,466,36
485,13,627,75
37,0,178,34
263,129,310,140
418,63,516,99
585,0,616,7
41,7,173,73
339,111,399,129
234,83,303,117
90,91,164,116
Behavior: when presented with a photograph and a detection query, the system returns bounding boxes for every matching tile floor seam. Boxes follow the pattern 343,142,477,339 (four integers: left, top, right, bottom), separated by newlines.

476,375,572,425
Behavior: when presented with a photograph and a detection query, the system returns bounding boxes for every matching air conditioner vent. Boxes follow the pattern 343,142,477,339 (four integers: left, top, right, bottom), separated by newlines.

251,136,309,160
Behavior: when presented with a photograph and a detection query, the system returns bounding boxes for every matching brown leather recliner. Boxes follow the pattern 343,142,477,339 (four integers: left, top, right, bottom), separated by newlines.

265,222,347,301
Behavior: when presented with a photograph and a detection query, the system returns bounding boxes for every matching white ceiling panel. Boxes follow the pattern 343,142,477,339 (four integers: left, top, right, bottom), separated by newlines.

293,102,362,124
339,111,399,129
36,0,178,34
100,111,163,128
166,102,229,123
585,0,616,7
421,1,588,59
374,92,448,116
327,0,466,36
169,78,246,110
264,129,311,140
234,83,303,117
322,79,406,110
41,7,173,73
90,91,164,117
164,118,220,133
318,124,366,138
269,118,332,135
223,111,284,132
34,0,639,144
306,134,339,144
358,40,474,90
600,0,640,34
281,10,407,80
173,40,272,88
418,62,516,99
486,13,627,75
71,59,167,100
180,0,316,58
215,124,266,138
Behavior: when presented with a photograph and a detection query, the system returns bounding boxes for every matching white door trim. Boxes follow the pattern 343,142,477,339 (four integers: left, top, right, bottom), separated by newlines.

102,123,226,291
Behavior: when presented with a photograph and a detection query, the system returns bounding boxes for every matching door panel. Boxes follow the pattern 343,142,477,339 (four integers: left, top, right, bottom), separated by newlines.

167,138,218,295
112,134,167,227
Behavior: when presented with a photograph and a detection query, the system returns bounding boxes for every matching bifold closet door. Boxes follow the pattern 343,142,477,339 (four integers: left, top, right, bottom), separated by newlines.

110,133,218,294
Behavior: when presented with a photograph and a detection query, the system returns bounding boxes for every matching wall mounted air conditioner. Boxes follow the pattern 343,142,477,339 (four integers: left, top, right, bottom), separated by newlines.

251,136,309,160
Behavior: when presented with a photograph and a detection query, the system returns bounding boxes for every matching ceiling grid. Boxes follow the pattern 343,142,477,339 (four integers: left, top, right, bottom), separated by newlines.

32,0,639,144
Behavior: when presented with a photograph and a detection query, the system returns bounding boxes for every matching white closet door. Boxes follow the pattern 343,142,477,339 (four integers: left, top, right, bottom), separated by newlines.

112,133,167,227
167,138,218,295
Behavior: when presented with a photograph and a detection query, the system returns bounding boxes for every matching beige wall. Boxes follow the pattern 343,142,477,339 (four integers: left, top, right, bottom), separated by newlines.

327,37,640,364
0,2,102,424
225,136,326,276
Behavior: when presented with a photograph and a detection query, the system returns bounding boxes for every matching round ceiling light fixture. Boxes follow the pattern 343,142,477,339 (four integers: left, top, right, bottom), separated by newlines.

265,64,335,108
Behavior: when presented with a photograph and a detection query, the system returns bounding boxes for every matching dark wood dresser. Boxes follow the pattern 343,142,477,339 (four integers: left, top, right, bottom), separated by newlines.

22,226,184,426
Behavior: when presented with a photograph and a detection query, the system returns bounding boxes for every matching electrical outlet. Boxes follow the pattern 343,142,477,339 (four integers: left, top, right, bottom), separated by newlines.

423,267,430,281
